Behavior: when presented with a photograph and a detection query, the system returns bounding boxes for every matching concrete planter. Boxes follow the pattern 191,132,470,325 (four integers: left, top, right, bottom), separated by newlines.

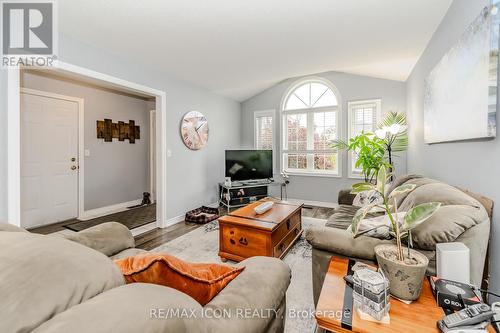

374,244,429,301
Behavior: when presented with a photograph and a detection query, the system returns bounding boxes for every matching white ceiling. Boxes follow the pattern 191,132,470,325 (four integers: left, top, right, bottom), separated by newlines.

59,0,452,102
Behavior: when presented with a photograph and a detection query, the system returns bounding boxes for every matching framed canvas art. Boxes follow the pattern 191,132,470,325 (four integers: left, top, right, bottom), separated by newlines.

423,2,499,143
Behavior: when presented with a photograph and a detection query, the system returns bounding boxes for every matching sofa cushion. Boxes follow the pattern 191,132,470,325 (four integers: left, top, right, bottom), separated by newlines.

325,205,384,230
306,226,392,261
64,222,135,257
114,253,244,305
0,232,124,333
397,180,489,250
32,283,205,333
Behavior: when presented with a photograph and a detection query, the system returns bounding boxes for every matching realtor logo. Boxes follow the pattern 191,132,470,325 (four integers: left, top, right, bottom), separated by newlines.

1,0,57,67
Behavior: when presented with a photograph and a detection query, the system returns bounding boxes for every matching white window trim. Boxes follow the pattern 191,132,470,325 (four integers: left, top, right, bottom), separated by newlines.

253,109,277,175
347,98,382,179
279,76,343,178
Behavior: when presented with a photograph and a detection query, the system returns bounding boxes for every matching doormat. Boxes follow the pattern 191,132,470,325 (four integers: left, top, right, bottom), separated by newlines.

65,204,156,231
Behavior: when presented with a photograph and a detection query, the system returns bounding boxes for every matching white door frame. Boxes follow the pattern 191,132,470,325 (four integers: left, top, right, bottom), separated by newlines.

7,61,168,228
149,109,156,203
20,87,85,221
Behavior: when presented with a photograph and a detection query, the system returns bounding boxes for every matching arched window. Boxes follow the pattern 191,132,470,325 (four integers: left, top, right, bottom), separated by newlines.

281,78,341,176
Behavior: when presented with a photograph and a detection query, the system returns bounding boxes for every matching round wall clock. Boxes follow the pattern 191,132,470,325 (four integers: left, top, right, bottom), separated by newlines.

181,111,209,150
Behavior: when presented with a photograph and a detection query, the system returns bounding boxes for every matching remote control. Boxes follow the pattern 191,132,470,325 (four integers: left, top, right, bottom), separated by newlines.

441,303,495,328
254,201,274,214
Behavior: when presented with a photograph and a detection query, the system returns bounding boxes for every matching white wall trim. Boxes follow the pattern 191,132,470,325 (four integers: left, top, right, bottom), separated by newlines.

7,69,21,226
20,88,86,220
8,61,169,228
286,197,337,208
149,109,156,202
79,199,142,221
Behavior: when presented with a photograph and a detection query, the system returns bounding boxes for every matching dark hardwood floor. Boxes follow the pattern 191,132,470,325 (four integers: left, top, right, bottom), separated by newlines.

28,202,335,251
28,219,75,235
134,221,202,250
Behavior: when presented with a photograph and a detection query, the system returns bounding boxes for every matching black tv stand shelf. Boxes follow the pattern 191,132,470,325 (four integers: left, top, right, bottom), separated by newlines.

219,181,285,210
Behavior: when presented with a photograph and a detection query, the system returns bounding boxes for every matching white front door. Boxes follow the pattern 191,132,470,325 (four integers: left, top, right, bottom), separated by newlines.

21,92,79,228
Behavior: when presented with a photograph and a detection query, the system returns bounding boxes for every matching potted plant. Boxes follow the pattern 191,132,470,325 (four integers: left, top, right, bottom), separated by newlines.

375,112,408,179
332,132,390,183
350,165,441,301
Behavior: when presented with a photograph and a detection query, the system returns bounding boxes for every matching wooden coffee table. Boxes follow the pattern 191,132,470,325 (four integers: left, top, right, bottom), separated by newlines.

315,257,496,333
218,198,303,262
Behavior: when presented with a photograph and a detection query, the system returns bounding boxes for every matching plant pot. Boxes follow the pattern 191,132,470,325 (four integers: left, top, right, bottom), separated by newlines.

374,244,429,301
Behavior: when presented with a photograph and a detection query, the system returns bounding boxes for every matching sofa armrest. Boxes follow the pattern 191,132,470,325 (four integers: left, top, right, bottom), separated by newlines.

33,283,205,333
338,189,356,205
64,222,135,257
305,226,391,261
204,256,291,333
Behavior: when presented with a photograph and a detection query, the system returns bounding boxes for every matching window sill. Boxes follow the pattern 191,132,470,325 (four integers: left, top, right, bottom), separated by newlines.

282,171,342,178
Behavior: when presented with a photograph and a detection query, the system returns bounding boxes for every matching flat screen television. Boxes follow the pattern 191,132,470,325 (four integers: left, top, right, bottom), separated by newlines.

225,150,273,181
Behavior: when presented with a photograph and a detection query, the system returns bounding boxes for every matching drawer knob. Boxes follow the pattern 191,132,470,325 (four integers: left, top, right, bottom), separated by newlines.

239,237,248,246
286,220,290,230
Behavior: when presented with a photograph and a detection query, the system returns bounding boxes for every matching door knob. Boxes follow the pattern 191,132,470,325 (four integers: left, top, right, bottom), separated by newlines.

71,165,77,170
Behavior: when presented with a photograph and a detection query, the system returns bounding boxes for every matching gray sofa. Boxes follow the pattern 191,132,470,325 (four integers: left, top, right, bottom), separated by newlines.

306,175,492,306
0,222,291,333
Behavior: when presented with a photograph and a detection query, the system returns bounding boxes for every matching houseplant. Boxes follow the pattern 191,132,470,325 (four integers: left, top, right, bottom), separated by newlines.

350,165,441,300
332,132,390,183
375,112,408,177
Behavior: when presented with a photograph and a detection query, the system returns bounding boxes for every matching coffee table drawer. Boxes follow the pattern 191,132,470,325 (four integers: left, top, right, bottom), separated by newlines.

273,225,302,258
271,211,301,244
220,225,268,259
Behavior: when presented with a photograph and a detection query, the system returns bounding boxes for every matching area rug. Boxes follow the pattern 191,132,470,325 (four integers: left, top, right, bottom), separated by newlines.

153,216,326,333
65,204,156,231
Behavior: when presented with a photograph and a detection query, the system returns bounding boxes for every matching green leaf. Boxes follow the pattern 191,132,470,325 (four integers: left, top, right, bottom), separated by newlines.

378,111,408,153
389,184,416,198
351,204,377,237
350,182,375,194
376,165,387,194
402,202,441,231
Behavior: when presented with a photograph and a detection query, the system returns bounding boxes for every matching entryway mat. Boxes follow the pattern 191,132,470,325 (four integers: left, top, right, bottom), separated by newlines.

65,204,156,231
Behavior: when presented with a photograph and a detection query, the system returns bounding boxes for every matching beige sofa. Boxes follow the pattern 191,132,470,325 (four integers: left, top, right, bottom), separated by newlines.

306,175,492,305
0,222,291,333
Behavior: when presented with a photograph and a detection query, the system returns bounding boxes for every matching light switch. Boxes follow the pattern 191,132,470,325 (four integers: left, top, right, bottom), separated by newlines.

167,150,172,158
84,149,90,157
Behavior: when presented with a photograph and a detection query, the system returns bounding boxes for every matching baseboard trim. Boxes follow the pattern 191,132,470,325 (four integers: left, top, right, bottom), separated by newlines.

286,198,337,208
79,199,142,221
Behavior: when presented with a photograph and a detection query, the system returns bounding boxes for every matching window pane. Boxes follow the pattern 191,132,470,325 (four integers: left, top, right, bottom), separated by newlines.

297,154,307,169
314,153,337,171
286,113,307,150
310,83,328,106
313,111,337,149
285,154,307,170
285,94,307,110
294,84,311,107
285,81,339,110
314,88,337,107
256,115,273,150
287,154,298,169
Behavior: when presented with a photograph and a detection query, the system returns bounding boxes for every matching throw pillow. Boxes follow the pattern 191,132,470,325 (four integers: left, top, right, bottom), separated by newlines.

347,212,406,239
353,190,383,207
114,253,244,305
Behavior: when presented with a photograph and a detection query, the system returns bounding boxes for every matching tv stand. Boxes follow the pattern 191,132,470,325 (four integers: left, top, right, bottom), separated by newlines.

219,181,284,211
